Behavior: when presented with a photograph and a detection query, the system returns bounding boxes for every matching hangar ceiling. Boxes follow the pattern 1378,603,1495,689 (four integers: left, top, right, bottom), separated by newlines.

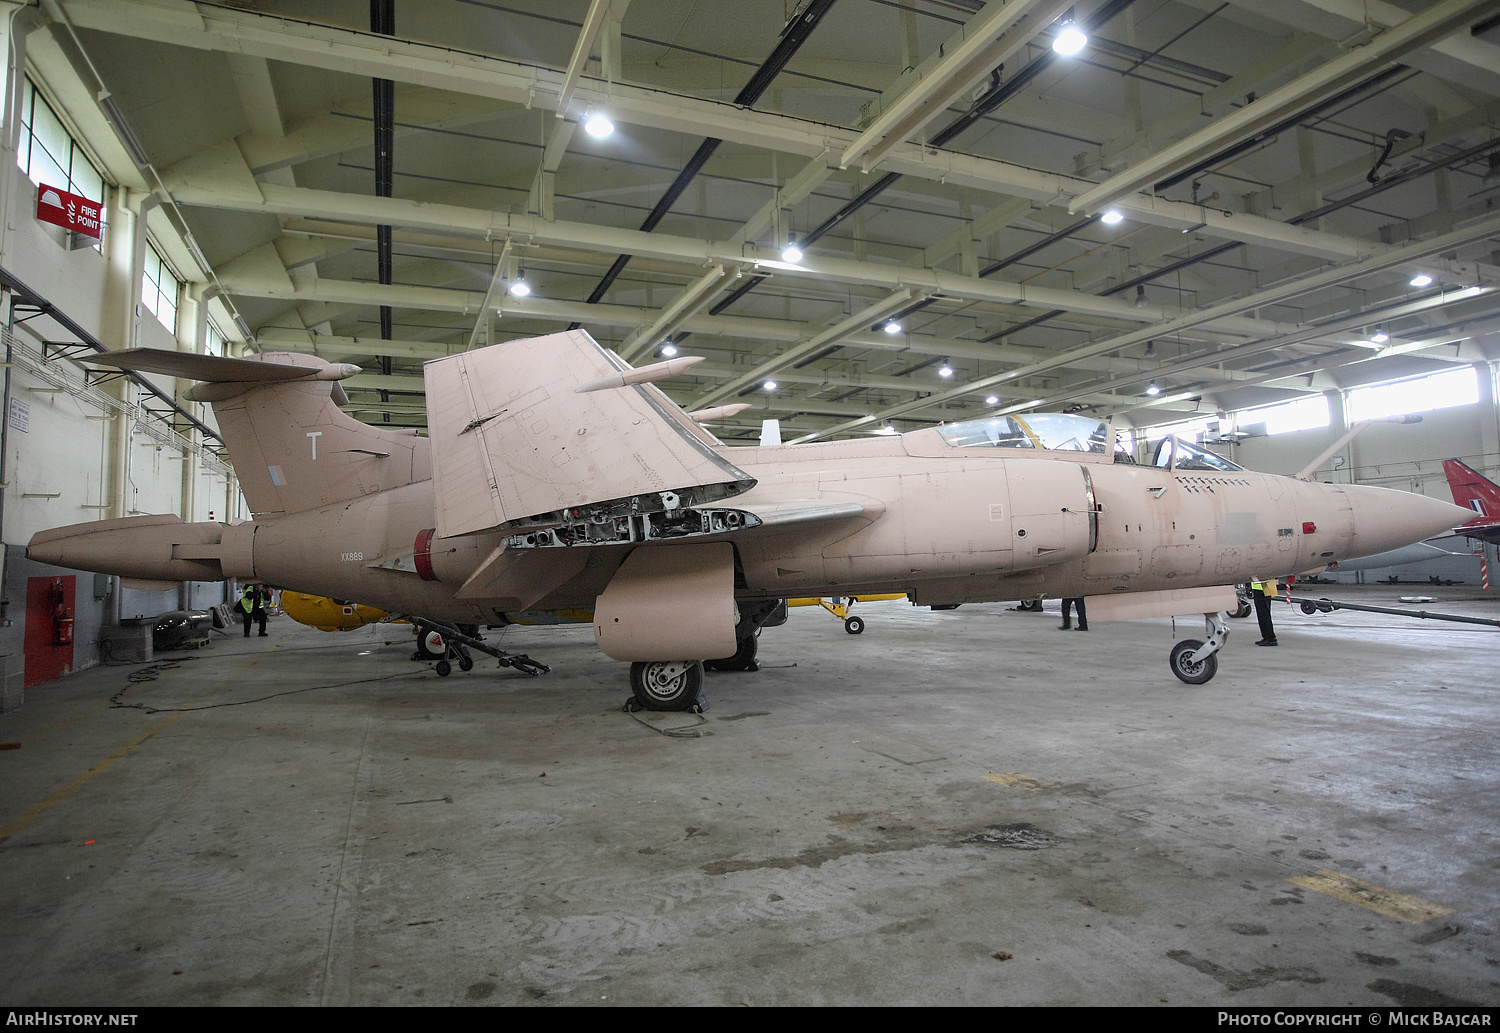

36,0,1500,442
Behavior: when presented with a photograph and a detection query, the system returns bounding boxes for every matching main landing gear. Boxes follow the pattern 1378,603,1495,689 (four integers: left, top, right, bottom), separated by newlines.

404,616,550,678
1169,611,1229,685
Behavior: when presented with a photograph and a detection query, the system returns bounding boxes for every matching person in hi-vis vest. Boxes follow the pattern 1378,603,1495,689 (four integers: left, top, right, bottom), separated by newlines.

1249,579,1278,647
240,584,271,638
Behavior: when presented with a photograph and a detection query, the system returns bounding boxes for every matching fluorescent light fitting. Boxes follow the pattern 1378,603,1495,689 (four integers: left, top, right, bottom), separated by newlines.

986,395,999,405
584,114,614,138
781,242,803,263
1409,273,1433,288
1146,381,1161,396
660,343,678,357
883,320,902,334
508,276,531,297
938,363,954,378
763,380,778,391
1101,209,1124,226
1370,325,1389,344
1134,285,1148,308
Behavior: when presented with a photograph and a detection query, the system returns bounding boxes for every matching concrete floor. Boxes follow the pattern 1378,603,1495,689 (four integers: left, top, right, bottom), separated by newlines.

2,588,1498,1006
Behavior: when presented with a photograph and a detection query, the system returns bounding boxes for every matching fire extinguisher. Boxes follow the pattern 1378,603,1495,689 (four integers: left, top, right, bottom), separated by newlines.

51,580,74,646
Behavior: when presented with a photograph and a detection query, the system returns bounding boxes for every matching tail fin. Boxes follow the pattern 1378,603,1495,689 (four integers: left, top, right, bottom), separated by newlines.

1442,459,1500,525
86,350,430,518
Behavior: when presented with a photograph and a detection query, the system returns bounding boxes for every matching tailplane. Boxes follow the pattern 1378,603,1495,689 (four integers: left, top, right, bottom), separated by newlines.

86,349,430,518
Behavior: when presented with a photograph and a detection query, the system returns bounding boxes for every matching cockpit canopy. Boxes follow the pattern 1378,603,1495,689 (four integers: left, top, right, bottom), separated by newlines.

1151,436,1244,472
931,412,1245,471
936,413,1109,453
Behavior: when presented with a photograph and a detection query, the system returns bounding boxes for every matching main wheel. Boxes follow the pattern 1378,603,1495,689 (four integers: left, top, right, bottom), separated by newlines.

844,615,865,635
1169,639,1217,685
629,661,704,711
706,633,759,672
1232,599,1252,619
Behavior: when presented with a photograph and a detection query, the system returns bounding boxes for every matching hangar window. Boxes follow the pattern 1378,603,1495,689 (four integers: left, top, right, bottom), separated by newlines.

142,243,180,332
16,77,105,243
1236,395,1329,436
1346,367,1479,422
1143,417,1213,443
205,322,225,357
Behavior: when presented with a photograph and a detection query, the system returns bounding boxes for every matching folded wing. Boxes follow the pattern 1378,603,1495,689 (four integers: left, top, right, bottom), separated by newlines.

425,330,754,539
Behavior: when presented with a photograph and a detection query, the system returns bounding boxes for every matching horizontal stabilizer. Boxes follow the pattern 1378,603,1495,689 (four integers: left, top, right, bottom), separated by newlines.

84,348,358,384
424,330,754,538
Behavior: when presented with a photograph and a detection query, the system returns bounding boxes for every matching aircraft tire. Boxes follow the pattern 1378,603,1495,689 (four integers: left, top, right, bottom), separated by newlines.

435,659,452,677
630,661,704,711
1232,600,1252,619
706,634,759,672
1168,640,1217,685
1300,601,1318,615
844,615,865,635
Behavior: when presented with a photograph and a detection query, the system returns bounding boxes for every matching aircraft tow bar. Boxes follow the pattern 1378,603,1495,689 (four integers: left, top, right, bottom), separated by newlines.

1289,596,1500,629
402,616,551,676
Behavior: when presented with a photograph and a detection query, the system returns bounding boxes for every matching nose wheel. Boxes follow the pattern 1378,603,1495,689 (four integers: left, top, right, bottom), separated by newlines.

1169,612,1229,685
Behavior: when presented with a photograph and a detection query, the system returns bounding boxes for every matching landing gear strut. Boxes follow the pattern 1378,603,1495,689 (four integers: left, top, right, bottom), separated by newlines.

403,616,550,677
1169,611,1229,685
704,599,784,674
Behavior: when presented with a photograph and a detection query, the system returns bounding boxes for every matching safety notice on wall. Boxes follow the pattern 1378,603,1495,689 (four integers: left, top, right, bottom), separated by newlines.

35,184,102,239
9,397,28,433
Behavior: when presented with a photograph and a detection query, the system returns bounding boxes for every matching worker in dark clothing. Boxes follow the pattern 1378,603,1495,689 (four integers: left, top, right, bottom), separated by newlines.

1250,578,1278,646
1059,596,1088,631
240,584,271,638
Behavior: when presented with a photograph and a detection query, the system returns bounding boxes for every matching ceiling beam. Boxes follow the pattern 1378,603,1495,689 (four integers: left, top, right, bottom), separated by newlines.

63,0,1390,263
839,0,1074,173
1068,0,1500,215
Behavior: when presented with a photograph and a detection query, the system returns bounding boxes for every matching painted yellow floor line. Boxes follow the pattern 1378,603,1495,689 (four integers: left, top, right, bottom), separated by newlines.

0,649,275,842
9,698,112,747
1288,869,1454,924
983,772,1052,791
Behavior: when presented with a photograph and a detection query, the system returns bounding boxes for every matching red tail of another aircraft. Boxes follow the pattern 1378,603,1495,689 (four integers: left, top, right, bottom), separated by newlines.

1441,459,1500,545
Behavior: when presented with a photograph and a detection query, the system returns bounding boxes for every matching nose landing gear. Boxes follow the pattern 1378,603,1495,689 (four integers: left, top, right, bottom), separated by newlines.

1169,611,1229,685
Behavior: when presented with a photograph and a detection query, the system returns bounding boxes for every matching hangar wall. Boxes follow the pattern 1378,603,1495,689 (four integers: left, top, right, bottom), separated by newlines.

0,25,242,708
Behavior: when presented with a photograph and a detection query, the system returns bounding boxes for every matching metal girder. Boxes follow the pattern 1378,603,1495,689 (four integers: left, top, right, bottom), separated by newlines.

178,173,1347,341
465,238,511,352
1242,0,1500,82
64,0,1387,263
691,290,920,410
788,215,1500,441
1069,0,1500,215
619,264,740,362
555,0,613,119
1037,290,1500,407
839,0,1075,172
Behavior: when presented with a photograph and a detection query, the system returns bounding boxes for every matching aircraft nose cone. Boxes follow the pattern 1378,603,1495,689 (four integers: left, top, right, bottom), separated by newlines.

1342,484,1473,559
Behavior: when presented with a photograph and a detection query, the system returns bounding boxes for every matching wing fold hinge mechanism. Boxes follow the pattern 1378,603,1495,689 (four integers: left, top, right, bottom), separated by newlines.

508,503,762,549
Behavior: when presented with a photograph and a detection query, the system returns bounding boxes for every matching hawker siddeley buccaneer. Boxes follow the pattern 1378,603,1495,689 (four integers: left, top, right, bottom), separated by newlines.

27,331,1468,708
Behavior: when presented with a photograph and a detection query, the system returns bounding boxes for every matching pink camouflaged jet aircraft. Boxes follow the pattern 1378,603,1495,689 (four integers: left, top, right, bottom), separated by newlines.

27,331,1468,708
